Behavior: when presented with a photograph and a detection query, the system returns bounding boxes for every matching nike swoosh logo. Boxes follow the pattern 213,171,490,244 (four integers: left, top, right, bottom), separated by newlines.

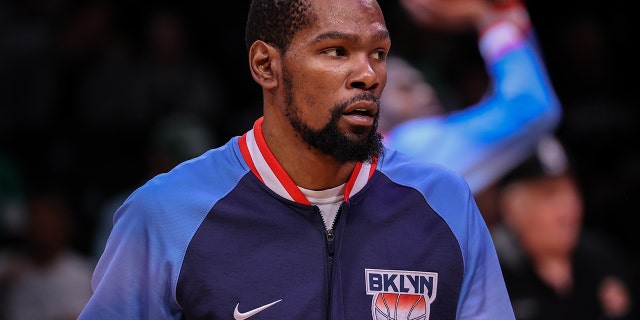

233,299,282,319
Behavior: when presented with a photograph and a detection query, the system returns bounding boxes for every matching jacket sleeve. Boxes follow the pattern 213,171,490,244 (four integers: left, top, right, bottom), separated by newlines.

387,21,562,194
423,169,516,319
78,143,242,320
77,184,186,320
448,21,563,191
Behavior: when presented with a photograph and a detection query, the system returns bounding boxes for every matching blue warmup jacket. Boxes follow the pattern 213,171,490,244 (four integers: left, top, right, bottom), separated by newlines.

79,117,515,319
384,23,562,194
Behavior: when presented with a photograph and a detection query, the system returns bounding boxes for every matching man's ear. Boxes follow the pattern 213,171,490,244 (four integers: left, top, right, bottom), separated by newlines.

249,40,281,89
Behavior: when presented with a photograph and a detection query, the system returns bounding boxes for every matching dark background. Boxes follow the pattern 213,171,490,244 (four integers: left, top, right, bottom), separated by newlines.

1,0,638,269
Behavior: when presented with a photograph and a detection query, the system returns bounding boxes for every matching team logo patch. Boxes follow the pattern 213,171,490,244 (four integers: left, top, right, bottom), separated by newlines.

365,268,438,320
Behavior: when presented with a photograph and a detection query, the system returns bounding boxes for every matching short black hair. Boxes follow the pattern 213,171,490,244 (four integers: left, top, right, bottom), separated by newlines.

498,135,571,187
245,0,316,53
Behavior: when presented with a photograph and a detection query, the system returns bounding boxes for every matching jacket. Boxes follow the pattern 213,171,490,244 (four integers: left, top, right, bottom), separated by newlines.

79,117,515,319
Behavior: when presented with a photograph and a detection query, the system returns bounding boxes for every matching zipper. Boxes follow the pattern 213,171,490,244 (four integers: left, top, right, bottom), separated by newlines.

326,229,335,268
326,205,342,274
322,204,343,318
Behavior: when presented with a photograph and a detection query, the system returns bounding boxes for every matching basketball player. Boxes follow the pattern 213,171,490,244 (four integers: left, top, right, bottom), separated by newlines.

381,0,562,228
79,0,515,318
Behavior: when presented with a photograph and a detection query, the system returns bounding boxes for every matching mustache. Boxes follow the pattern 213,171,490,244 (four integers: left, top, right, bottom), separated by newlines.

336,92,380,111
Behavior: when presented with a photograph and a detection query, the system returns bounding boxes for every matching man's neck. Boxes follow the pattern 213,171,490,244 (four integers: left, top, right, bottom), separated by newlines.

261,116,357,190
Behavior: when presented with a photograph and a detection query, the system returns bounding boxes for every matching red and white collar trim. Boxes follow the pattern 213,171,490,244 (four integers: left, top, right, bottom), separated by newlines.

238,117,377,205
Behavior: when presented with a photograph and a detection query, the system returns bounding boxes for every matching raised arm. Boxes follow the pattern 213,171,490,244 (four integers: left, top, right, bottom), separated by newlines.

386,0,562,193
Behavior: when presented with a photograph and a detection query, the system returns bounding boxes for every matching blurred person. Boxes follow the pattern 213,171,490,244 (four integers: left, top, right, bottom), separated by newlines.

381,0,562,228
0,0,62,133
74,3,226,188
137,8,226,128
0,150,26,247
73,1,145,131
79,0,515,318
493,134,638,320
0,185,93,320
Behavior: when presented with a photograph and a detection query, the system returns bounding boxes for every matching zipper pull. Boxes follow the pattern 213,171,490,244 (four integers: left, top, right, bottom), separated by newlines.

326,229,334,242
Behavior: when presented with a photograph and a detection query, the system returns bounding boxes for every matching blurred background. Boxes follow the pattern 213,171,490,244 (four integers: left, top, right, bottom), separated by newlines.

0,0,637,272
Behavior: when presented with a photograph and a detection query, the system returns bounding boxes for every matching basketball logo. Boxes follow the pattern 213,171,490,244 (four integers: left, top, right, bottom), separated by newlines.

365,268,437,319
372,293,429,320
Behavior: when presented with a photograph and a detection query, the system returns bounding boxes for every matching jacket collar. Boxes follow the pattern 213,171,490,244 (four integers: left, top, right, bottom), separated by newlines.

238,117,377,205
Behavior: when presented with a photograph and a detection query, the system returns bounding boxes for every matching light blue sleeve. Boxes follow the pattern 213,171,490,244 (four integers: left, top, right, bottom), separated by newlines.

386,30,562,193
379,148,516,319
77,182,187,320
78,139,246,319
424,172,516,319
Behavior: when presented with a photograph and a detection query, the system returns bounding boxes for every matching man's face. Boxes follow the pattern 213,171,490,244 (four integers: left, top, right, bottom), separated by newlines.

379,56,442,131
505,175,583,256
280,0,391,163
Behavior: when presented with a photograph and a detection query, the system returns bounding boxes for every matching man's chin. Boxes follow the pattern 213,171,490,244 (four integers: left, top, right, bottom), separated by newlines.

340,121,375,138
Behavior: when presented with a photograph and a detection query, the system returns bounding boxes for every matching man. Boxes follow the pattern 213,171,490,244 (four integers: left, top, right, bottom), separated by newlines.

0,187,93,320
381,0,562,227
78,0,514,318
493,135,637,319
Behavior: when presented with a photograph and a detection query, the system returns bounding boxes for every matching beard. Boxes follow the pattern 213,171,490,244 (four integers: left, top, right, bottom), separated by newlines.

282,68,383,163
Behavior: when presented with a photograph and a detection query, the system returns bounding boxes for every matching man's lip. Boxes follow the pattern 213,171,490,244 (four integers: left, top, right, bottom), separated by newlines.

343,100,378,116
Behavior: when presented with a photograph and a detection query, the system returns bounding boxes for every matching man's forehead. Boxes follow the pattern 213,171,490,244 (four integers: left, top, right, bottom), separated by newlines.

310,0,383,21
303,0,387,38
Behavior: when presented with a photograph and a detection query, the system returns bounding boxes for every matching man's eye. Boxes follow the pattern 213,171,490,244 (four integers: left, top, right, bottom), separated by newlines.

324,48,347,57
372,50,387,60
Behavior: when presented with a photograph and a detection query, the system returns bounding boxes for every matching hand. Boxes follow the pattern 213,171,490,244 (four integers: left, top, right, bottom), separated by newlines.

399,0,491,31
399,0,529,33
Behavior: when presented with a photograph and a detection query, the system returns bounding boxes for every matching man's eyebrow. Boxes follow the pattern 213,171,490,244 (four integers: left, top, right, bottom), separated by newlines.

311,29,390,44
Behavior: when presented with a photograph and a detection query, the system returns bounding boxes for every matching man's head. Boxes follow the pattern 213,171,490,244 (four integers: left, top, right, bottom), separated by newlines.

378,55,443,132
246,0,391,163
245,0,315,54
24,187,75,265
498,135,582,257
